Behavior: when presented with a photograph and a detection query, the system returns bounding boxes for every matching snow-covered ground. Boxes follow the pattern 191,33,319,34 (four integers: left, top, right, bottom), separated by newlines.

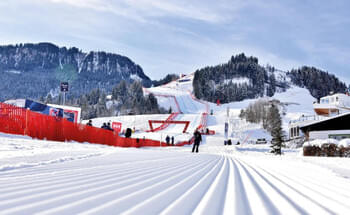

2,74,350,214
1,132,350,214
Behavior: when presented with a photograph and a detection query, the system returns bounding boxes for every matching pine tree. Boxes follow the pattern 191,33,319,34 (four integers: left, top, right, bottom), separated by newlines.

267,73,276,97
97,92,107,117
147,93,158,113
58,93,63,105
112,80,128,103
269,104,283,155
46,94,53,104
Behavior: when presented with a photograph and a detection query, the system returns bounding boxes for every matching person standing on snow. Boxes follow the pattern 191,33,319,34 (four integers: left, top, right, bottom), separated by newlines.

192,130,202,153
166,135,170,145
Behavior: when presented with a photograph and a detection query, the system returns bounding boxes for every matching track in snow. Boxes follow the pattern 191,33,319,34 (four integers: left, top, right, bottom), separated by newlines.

1,149,349,215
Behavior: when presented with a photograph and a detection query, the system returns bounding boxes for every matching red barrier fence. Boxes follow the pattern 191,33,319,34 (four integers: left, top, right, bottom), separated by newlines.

149,120,190,133
0,102,180,148
196,113,207,131
176,136,194,146
187,91,215,135
146,112,179,132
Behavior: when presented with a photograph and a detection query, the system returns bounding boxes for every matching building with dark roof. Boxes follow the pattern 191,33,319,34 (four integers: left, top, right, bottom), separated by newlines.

300,112,350,140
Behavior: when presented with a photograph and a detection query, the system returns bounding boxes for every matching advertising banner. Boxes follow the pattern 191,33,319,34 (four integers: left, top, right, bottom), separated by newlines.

112,122,122,133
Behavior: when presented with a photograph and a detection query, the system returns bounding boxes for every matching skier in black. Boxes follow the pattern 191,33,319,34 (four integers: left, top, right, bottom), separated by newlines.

171,136,174,145
166,135,170,145
192,129,202,153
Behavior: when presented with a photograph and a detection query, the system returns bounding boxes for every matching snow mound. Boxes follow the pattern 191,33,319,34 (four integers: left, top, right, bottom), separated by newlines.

304,138,339,147
304,138,350,148
339,139,350,148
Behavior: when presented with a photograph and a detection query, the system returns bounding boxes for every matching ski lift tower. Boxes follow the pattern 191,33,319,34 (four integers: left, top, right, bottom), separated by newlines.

224,107,229,142
60,82,69,105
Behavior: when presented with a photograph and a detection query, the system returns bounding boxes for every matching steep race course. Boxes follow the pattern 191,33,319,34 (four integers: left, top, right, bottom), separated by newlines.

0,143,349,215
144,75,209,135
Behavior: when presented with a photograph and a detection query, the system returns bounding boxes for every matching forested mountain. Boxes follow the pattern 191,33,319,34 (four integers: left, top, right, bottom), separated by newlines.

152,74,179,87
287,67,347,99
193,53,347,103
0,42,152,101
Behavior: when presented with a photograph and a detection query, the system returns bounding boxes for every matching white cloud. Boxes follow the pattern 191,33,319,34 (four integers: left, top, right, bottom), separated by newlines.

123,0,231,23
42,0,243,24
1,0,349,80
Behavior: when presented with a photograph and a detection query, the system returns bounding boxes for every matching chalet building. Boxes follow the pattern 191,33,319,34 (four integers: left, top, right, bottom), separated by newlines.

289,92,350,140
299,112,350,140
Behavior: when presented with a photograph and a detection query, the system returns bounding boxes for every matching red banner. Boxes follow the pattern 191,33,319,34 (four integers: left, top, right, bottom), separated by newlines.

112,122,122,133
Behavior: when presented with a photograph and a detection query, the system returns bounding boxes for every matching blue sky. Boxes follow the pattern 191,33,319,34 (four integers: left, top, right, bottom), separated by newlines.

0,0,349,82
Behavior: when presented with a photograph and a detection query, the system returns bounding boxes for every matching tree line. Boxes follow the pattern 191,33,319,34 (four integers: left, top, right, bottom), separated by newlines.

152,74,179,87
287,66,347,99
42,80,166,120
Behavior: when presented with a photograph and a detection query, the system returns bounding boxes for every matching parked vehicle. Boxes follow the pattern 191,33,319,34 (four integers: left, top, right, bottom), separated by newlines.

256,138,267,144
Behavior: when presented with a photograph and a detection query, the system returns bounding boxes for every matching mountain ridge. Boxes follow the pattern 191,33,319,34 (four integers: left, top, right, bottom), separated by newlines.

0,42,152,101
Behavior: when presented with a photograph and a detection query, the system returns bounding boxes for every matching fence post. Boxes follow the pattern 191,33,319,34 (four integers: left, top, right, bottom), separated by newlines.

24,108,29,136
160,133,162,147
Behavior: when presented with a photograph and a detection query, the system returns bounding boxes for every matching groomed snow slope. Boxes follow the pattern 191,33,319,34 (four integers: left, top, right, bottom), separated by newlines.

1,133,350,214
2,74,350,214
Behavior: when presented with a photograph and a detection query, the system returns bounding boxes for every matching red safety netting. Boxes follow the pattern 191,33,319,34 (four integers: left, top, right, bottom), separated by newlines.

0,102,178,148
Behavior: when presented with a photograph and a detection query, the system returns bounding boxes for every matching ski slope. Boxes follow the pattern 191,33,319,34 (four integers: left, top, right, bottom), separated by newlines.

87,74,318,145
86,74,209,143
2,74,350,214
142,74,208,136
145,79,206,115
1,133,350,214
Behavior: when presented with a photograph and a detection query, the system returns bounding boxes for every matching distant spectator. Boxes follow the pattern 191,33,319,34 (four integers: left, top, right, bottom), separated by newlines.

107,122,113,131
125,128,132,138
101,123,108,129
166,135,170,145
86,120,93,126
171,136,174,145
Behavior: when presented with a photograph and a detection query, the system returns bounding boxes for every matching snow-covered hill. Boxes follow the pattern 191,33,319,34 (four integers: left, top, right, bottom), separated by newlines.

87,72,316,144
